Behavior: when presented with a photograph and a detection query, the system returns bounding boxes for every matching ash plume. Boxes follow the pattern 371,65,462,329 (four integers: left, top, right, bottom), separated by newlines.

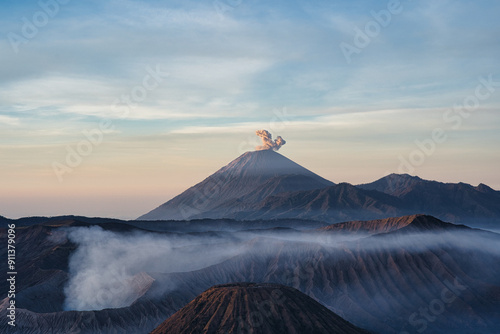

255,130,286,151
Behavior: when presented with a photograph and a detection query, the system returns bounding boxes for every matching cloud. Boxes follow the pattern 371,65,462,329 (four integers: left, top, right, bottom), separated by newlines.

2,0,500,218
0,115,19,126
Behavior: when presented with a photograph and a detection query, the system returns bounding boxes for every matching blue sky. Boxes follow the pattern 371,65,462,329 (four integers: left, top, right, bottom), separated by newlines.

1,0,499,218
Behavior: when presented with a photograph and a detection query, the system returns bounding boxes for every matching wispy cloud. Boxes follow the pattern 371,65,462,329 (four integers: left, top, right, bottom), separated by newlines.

0,115,20,126
1,0,499,217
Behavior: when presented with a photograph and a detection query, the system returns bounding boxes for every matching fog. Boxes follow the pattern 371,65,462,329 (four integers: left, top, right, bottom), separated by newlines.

63,226,249,310
63,224,500,311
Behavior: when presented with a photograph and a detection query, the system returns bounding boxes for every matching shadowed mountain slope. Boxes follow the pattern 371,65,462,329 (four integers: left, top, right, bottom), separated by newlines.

144,215,500,334
358,173,500,226
151,283,371,334
226,183,408,222
138,153,500,228
317,214,462,235
139,150,333,221
2,215,499,334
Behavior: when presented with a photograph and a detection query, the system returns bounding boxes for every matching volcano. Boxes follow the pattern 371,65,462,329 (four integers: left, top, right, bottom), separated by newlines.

138,151,500,228
150,283,371,334
2,214,500,333
138,150,333,220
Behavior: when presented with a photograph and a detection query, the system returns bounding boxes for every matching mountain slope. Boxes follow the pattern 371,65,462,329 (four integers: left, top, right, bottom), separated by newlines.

138,150,333,220
226,183,408,222
138,152,500,227
146,216,500,334
358,173,500,226
2,215,500,333
316,214,460,235
151,283,371,334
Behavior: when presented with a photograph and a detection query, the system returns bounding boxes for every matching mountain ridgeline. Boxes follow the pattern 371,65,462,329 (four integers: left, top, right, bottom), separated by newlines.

2,150,499,333
140,150,500,228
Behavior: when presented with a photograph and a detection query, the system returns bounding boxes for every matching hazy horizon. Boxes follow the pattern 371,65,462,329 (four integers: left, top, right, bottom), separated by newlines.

1,0,499,219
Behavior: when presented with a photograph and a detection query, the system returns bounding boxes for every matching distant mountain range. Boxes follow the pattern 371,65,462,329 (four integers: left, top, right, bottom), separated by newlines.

358,173,500,226
139,150,500,228
2,150,499,333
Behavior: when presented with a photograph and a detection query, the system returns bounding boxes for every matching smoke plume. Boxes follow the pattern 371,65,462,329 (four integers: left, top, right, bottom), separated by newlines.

61,223,500,313
63,226,249,311
255,130,286,151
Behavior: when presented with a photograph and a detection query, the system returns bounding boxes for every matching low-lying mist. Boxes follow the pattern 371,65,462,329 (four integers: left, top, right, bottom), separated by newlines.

63,226,248,310
62,224,500,311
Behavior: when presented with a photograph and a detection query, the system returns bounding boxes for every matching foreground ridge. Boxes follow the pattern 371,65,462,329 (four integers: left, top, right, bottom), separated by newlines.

151,283,372,334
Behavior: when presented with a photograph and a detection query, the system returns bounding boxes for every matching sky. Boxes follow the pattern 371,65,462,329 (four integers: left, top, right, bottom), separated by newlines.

1,0,499,219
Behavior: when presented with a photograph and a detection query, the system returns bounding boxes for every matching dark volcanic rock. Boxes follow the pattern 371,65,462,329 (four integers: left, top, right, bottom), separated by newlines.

358,173,500,227
2,215,500,334
151,283,371,334
316,214,460,235
235,182,406,222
